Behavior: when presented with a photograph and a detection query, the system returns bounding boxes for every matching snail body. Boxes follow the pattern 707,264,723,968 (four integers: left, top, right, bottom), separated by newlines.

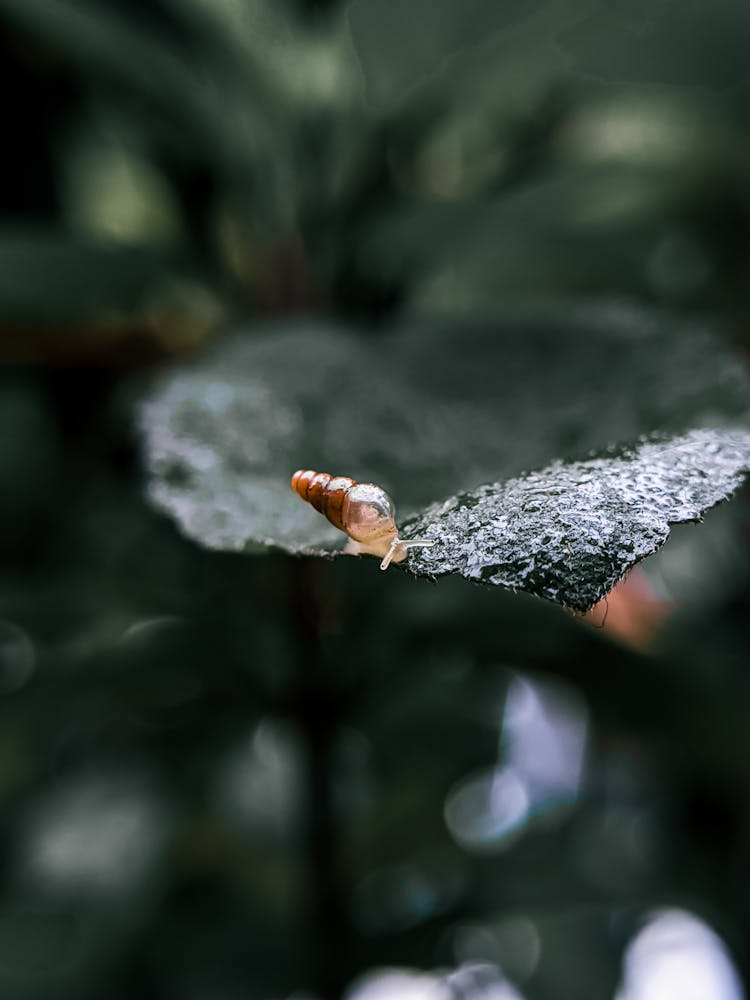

291,469,435,570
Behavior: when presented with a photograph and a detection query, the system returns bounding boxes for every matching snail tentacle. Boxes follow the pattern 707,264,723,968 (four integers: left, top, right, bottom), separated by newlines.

379,535,436,571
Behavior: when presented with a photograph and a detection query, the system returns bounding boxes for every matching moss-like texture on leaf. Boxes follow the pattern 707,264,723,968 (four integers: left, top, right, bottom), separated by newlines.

139,306,750,609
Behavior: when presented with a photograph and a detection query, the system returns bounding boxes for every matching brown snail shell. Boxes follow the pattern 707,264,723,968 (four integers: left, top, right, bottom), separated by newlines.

291,469,435,570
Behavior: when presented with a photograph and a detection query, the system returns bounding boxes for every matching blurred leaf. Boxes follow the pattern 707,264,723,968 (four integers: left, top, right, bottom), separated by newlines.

0,228,169,325
559,0,750,89
139,307,750,608
346,0,593,107
0,0,283,168
167,0,365,110
62,140,186,247
358,165,684,305
0,229,225,361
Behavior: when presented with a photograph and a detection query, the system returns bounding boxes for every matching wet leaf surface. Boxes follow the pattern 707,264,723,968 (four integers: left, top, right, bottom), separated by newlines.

403,429,750,610
139,307,750,610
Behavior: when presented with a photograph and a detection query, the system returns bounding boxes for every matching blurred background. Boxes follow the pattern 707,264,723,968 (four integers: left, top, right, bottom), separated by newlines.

2,0,750,997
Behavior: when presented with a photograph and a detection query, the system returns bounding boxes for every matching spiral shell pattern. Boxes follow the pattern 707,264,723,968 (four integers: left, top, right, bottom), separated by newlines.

290,469,356,532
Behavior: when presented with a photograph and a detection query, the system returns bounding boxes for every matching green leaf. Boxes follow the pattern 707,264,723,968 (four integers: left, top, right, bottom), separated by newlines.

0,0,283,168
139,306,750,609
404,428,750,610
347,0,559,106
559,0,750,89
0,228,169,325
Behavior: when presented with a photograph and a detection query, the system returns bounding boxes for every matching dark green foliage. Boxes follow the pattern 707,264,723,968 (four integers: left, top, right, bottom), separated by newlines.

2,1,750,998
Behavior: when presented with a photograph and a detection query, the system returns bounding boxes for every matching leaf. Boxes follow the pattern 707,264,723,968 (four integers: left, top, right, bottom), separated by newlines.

346,0,601,108
0,228,170,325
356,167,682,302
138,307,750,609
347,0,544,105
558,0,750,90
0,0,283,168
403,429,750,610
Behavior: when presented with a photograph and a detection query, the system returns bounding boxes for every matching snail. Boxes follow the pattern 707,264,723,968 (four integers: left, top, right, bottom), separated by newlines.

291,469,436,570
